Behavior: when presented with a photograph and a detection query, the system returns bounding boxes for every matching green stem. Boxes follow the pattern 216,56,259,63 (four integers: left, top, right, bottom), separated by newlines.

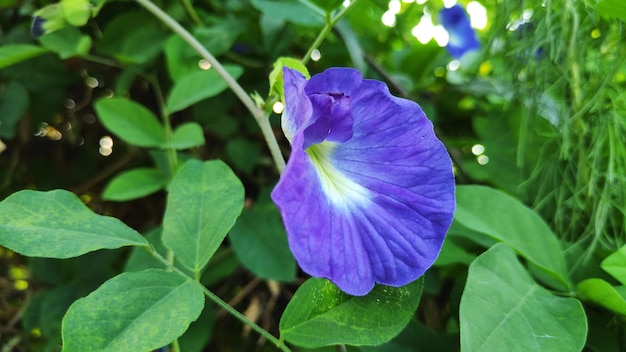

302,0,360,65
148,77,182,349
202,287,291,352
147,247,290,351
150,76,179,179
135,0,285,173
566,0,582,112
81,54,122,68
171,338,181,352
180,0,202,26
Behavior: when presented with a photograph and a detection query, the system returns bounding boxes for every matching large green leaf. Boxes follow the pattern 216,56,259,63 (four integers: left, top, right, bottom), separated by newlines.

455,185,569,289
279,278,423,348
94,97,165,148
162,160,244,274
62,269,204,351
0,190,148,258
228,204,295,282
102,168,168,201
165,65,243,114
0,44,48,70
460,244,587,352
578,278,626,316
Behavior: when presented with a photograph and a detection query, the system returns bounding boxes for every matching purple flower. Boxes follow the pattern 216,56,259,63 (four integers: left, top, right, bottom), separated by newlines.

440,5,480,58
271,67,455,296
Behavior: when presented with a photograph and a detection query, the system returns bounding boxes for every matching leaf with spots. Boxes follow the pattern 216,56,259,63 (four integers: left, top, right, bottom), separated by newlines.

0,189,148,258
279,277,423,348
62,269,204,351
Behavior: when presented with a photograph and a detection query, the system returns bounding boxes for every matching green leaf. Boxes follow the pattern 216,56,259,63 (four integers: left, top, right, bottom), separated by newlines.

280,278,424,348
226,138,260,173
269,57,310,100
162,160,244,274
597,0,626,21
62,269,204,351
460,244,587,352
0,190,148,258
94,97,165,148
124,228,166,272
435,238,476,266
229,205,296,282
455,185,569,289
179,305,215,352
164,19,245,82
23,283,83,338
102,168,168,201
165,65,243,114
60,0,91,26
34,4,67,34
360,319,457,352
163,122,206,150
95,12,166,64
199,250,240,287
0,81,29,139
39,26,92,59
600,244,626,285
309,0,343,13
251,0,325,26
578,278,626,315
0,44,49,70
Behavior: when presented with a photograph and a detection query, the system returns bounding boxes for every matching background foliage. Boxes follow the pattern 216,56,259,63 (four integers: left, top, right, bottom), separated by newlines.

1,0,626,351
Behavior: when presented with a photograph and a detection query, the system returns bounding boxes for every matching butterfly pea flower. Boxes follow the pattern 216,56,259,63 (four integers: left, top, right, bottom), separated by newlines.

271,67,455,296
31,16,46,38
440,5,480,59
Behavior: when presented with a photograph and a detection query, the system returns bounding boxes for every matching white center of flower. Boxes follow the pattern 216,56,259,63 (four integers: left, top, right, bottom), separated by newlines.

307,142,370,208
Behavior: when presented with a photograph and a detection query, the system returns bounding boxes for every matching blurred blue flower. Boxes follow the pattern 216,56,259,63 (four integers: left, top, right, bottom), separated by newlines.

272,67,456,296
440,5,480,58
31,16,45,38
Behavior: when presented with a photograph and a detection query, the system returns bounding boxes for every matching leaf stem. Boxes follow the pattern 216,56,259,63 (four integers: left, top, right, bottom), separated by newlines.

202,287,292,352
134,0,285,173
302,0,360,65
146,246,291,351
149,75,179,178
179,0,202,26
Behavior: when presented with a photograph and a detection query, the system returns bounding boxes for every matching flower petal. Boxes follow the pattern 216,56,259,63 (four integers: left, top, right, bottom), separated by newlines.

281,67,312,142
272,67,455,296
440,5,480,58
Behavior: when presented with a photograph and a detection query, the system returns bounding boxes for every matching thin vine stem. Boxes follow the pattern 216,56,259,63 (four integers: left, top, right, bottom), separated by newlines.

180,0,202,26
134,0,286,173
149,75,179,179
302,0,361,65
147,246,291,352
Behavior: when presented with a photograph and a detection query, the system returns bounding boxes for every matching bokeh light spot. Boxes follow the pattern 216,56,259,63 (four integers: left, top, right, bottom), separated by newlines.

273,101,285,114
477,155,490,165
471,144,485,155
198,59,212,70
